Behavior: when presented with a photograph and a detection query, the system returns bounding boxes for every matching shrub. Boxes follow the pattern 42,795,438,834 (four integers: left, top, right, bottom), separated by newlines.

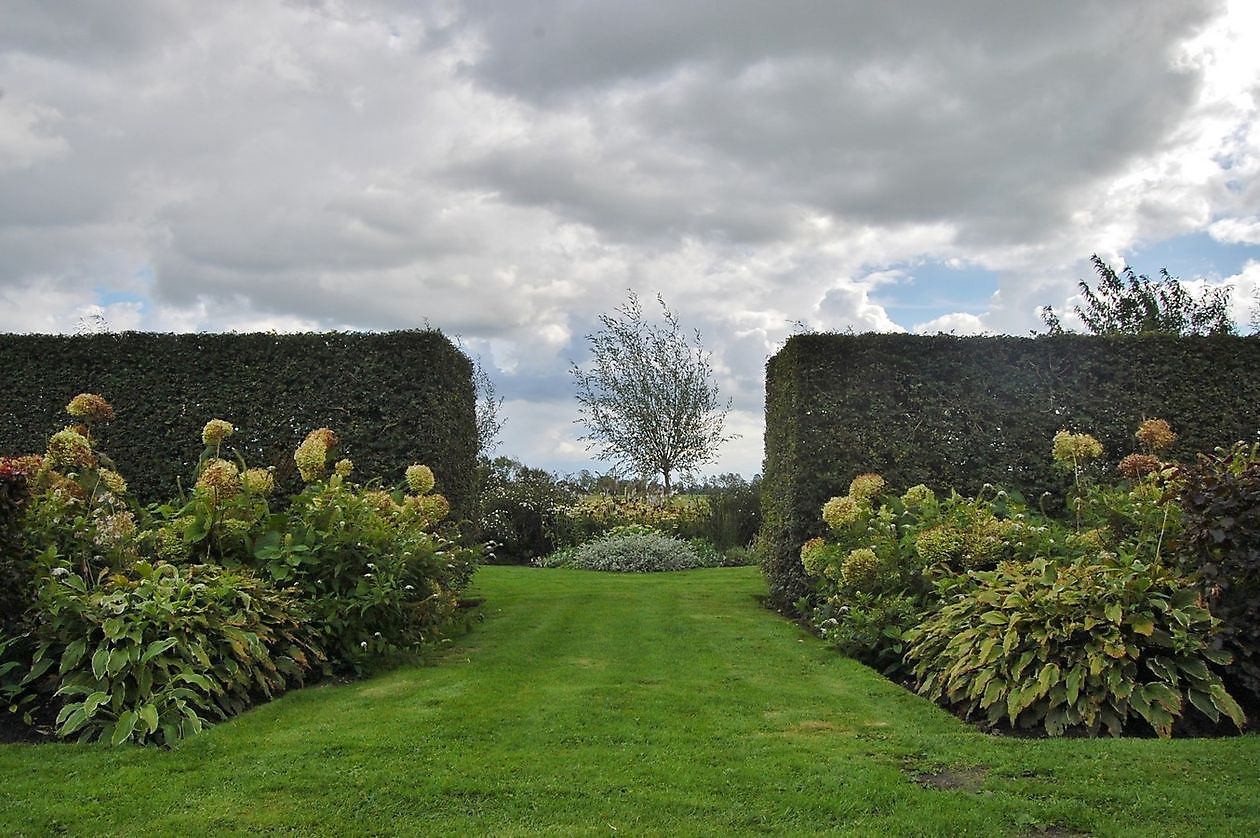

546,531,705,573
549,494,710,548
1177,442,1260,702
905,555,1245,737
476,457,575,563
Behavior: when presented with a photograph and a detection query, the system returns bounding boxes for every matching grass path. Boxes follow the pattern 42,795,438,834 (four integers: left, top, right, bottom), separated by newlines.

2,566,1259,836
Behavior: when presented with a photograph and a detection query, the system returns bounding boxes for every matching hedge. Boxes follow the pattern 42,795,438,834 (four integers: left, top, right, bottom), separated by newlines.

0,331,478,516
760,333,1260,611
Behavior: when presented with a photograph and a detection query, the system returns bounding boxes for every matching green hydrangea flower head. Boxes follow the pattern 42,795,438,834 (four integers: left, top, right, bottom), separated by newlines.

46,427,95,469
915,525,965,565
1051,429,1103,468
821,495,861,531
799,537,828,577
241,467,275,496
334,458,354,478
901,483,936,507
405,464,436,495
98,468,128,496
841,547,879,589
202,419,235,446
294,438,328,483
848,473,886,503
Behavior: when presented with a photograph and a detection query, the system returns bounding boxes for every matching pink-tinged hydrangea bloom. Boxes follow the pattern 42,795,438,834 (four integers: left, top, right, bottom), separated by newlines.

65,393,115,423
1135,418,1176,454
197,458,241,499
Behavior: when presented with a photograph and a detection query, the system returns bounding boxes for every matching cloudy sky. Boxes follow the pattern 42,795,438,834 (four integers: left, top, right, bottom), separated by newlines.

2,1,1259,478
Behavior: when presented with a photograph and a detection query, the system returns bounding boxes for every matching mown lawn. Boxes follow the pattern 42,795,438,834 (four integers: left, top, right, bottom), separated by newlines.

2,565,1258,836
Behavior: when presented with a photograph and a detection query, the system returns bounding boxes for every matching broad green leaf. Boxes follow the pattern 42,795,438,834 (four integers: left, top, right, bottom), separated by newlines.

141,638,179,664
111,710,138,746
138,703,159,734
91,647,109,680
58,706,89,737
1210,683,1247,729
59,638,87,674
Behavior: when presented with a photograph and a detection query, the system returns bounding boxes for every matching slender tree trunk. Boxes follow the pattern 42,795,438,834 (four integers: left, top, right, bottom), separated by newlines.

663,468,672,499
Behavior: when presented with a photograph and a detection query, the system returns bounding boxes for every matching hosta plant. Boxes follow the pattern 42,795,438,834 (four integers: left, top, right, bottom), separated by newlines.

905,553,1245,737
30,556,322,746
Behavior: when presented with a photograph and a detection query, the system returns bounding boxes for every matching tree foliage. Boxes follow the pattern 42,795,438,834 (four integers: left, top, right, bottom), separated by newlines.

571,293,732,496
1041,254,1235,336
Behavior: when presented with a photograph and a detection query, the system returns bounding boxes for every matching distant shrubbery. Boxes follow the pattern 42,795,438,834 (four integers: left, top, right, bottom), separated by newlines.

477,461,760,569
534,525,746,573
0,394,481,746
798,420,1256,738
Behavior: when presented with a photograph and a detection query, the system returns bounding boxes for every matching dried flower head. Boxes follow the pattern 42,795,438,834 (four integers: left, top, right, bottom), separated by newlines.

848,473,886,503
334,458,354,478
405,464,436,495
202,419,235,446
821,495,861,531
97,468,128,496
304,427,339,450
1117,452,1162,481
841,547,880,589
196,458,241,499
241,467,275,496
65,393,115,424
1135,418,1176,454
91,508,136,548
1051,429,1103,468
46,427,95,470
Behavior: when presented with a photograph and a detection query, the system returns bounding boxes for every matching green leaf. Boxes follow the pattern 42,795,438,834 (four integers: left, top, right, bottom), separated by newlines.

1104,602,1122,624
91,647,109,680
138,703,159,734
111,710,138,746
141,638,179,664
1187,689,1220,723
83,691,110,717
1065,665,1083,706
1210,683,1247,730
1129,615,1154,636
59,638,87,674
58,706,89,737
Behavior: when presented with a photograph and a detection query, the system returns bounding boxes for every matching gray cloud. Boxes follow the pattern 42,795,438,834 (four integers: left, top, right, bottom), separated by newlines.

0,0,1255,475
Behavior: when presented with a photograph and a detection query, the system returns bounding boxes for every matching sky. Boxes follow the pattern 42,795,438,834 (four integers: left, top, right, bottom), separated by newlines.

2,0,1259,479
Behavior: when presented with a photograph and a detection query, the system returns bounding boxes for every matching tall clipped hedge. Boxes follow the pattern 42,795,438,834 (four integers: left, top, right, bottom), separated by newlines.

761,333,1260,610
0,331,478,516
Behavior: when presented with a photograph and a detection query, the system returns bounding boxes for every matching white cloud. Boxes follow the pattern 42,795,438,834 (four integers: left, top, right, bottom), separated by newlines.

1,0,1257,474
1210,217,1260,245
913,313,987,336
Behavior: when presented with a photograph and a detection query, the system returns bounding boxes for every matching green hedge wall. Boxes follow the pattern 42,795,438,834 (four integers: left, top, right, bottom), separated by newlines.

760,333,1260,611
0,331,478,516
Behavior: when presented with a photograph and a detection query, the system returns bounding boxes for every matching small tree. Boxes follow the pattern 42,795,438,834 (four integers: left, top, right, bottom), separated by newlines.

1041,254,1235,335
473,358,505,458
571,292,732,497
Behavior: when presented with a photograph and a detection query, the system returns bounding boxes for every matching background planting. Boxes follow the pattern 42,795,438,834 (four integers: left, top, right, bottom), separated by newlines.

0,331,478,517
761,333,1260,610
